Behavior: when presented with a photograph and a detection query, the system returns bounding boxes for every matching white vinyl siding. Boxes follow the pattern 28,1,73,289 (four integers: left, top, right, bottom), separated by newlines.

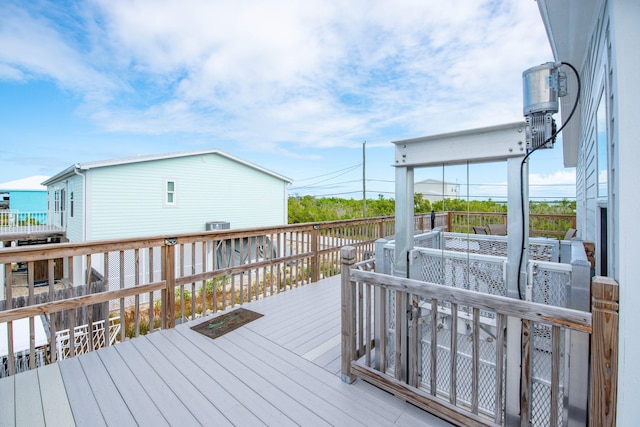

64,174,84,242
86,153,287,240
572,9,616,278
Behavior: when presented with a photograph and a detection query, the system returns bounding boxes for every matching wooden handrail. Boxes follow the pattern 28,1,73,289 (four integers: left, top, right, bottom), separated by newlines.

349,268,592,332
0,281,166,323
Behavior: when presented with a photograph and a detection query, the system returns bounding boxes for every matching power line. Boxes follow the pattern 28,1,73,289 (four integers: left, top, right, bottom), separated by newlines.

294,163,362,182
290,166,362,190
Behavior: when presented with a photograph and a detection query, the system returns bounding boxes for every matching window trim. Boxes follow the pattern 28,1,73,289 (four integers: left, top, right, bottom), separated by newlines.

164,178,177,207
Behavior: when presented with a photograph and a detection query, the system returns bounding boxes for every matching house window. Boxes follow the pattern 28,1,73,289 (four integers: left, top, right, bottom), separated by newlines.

165,180,177,206
54,190,60,212
70,192,74,217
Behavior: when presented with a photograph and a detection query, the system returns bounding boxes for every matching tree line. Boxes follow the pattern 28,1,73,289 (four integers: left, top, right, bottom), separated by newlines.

288,194,575,224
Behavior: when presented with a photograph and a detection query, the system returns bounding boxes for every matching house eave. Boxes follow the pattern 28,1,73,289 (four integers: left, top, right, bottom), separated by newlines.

537,0,603,168
75,149,293,184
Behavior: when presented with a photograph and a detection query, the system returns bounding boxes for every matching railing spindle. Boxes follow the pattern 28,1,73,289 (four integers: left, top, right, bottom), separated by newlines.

191,243,196,318
48,259,57,363
148,247,155,333
394,290,403,382
430,298,438,396
230,238,236,304
6,264,15,375
472,307,480,414
134,249,140,337
119,250,126,341
365,282,372,367
495,313,505,424
28,261,35,369
409,294,419,387
450,303,458,405
550,325,561,426
358,281,364,358
179,244,185,321
85,254,94,351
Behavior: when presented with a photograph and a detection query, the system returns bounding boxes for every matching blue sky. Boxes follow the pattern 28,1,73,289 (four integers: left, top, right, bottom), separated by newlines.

0,0,575,201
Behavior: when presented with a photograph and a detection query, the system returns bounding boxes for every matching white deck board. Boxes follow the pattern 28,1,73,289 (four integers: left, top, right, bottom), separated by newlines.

145,331,276,426
179,326,368,427
76,351,138,426
112,340,203,427
95,345,170,427
37,364,75,427
0,375,15,426
14,368,45,427
128,336,236,426
3,276,453,427
58,357,107,427
159,328,306,427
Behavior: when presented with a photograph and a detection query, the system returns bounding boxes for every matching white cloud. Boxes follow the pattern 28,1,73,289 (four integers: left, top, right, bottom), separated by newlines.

0,3,119,100
0,0,553,160
530,169,576,186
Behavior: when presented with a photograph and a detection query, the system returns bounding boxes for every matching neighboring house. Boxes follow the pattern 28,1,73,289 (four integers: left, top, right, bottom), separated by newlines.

538,1,637,422
0,175,49,212
414,179,460,203
42,150,292,242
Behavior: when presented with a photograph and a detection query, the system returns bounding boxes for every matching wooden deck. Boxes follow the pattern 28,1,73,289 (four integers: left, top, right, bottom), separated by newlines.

0,276,452,427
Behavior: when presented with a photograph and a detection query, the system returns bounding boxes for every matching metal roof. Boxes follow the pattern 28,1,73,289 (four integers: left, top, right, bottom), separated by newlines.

43,149,293,185
0,175,50,191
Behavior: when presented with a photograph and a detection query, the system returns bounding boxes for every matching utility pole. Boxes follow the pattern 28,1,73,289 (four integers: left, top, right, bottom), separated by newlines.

363,141,366,218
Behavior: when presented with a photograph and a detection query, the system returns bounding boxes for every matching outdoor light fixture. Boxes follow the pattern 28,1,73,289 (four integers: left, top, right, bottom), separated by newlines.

522,62,568,150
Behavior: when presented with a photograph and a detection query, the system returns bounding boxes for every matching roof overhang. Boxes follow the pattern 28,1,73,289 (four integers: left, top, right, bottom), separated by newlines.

392,122,526,168
537,0,603,167
42,149,293,186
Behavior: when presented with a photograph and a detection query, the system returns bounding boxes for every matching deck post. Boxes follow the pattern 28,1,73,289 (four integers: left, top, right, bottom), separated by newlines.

393,165,414,278
590,276,619,427
506,155,528,424
311,225,320,283
341,246,357,383
163,238,177,329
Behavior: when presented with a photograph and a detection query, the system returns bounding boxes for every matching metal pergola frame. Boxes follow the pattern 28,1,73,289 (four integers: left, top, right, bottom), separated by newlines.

391,121,530,424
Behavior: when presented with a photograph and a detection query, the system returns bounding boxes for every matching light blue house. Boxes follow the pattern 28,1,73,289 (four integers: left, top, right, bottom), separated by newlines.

0,176,49,213
42,150,292,242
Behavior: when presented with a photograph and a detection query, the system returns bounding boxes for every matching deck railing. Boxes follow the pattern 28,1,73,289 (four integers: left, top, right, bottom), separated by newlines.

1,214,447,376
0,212,575,376
341,246,618,426
447,212,576,239
0,210,65,236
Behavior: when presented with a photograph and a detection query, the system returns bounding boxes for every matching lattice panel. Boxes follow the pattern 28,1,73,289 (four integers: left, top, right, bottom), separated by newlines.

530,323,565,427
478,337,499,413
455,330,473,405
443,234,558,262
418,303,501,417
0,349,46,377
417,252,506,298
531,267,569,307
56,318,121,360
385,289,397,374
420,315,433,389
